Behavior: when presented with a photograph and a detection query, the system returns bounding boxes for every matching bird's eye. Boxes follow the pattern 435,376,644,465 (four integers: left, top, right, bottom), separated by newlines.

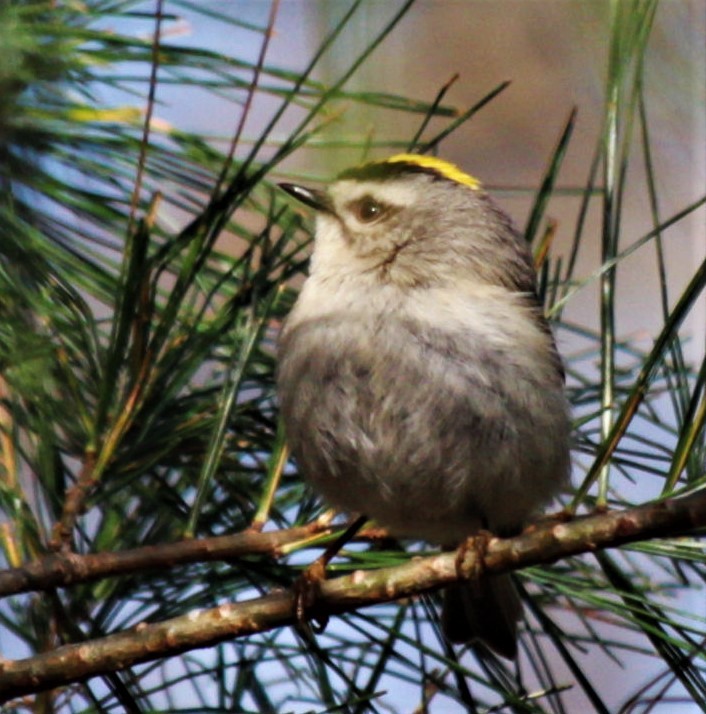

352,196,385,223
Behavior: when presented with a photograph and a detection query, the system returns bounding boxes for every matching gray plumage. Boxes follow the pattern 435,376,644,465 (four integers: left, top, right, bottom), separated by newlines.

277,158,571,659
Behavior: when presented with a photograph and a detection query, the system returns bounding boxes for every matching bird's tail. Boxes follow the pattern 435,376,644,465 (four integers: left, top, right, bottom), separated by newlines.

441,573,522,660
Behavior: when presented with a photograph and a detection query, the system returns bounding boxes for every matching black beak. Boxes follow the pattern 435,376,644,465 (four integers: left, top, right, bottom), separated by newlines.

279,183,332,213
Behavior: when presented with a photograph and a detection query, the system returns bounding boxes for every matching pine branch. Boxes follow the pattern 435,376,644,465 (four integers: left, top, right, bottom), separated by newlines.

0,522,334,599
1,490,704,703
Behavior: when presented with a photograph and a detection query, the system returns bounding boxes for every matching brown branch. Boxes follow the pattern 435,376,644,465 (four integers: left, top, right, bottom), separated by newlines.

49,451,97,551
1,491,705,702
0,522,333,599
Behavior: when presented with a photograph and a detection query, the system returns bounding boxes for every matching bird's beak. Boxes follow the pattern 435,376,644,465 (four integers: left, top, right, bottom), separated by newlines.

279,183,333,213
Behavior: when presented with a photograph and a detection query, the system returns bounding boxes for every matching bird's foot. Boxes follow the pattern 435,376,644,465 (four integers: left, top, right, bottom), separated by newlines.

455,530,494,594
294,557,329,633
292,514,368,634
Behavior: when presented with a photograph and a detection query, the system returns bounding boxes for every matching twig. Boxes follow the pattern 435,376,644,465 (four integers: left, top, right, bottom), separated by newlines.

2,523,333,599
49,451,97,551
1,491,705,701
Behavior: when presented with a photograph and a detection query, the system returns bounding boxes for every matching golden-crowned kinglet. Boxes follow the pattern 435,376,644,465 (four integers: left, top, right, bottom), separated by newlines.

277,154,571,659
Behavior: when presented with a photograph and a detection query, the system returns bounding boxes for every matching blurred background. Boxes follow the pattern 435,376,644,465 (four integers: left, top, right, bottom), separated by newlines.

2,1,705,711
147,2,706,710
151,1,705,361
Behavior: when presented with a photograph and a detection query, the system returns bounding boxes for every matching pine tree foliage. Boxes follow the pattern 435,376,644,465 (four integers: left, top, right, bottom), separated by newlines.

0,1,705,712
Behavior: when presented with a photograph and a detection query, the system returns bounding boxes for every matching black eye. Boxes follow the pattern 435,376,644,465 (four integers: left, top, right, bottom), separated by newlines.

353,196,385,223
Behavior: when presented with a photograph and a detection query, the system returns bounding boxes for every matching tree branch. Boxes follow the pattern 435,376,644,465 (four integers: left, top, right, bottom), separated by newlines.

0,522,334,598
1,491,705,702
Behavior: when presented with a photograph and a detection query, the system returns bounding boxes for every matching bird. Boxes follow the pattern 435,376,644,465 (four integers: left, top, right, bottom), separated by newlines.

276,153,571,659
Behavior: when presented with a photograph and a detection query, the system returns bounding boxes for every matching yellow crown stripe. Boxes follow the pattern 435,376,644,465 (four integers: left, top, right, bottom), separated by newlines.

387,153,481,190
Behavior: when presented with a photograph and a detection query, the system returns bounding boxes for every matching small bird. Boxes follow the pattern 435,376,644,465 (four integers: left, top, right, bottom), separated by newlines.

276,154,571,659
